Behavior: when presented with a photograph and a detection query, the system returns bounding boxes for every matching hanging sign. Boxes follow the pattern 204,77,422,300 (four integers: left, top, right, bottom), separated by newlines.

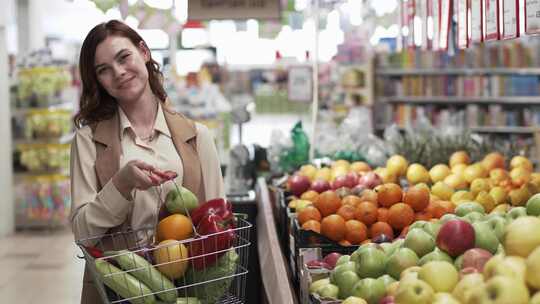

188,0,281,21
458,0,469,48
484,0,500,40
288,66,313,103
471,0,484,42
440,0,452,49
502,0,519,38
525,0,540,34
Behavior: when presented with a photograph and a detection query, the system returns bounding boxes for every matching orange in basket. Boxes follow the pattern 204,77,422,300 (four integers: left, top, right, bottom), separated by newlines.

157,214,193,241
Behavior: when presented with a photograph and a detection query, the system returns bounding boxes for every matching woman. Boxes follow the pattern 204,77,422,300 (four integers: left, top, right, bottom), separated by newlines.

70,20,225,303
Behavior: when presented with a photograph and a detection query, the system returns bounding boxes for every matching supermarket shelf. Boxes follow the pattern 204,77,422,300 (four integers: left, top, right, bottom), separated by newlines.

379,96,540,105
376,67,540,76
374,124,540,135
11,101,74,117
13,132,74,146
14,170,68,179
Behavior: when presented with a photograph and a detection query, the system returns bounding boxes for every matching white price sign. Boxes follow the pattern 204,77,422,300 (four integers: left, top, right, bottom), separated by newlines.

288,66,312,103
471,0,483,42
485,0,500,40
525,0,540,34
503,0,519,39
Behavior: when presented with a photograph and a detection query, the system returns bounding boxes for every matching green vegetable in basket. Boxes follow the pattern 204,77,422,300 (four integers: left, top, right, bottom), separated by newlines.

156,298,200,304
95,259,156,304
182,250,239,304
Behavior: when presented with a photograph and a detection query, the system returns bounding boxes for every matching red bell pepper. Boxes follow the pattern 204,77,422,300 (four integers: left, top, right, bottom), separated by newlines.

190,198,233,226
189,213,235,270
85,245,104,258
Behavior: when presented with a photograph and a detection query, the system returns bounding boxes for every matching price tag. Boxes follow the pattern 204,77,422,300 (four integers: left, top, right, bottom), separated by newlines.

471,0,484,43
485,0,500,40
502,0,519,39
458,0,469,48
525,0,540,34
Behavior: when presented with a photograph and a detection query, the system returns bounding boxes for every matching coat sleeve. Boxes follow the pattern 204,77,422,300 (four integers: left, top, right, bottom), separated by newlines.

195,123,226,201
69,126,132,241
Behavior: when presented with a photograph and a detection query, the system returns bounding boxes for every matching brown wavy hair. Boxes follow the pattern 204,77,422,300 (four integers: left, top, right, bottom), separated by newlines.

74,20,167,127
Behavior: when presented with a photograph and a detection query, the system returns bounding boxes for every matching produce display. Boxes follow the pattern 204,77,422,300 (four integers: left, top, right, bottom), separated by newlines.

24,109,72,139
286,150,540,303
17,143,70,172
82,185,245,304
17,66,72,105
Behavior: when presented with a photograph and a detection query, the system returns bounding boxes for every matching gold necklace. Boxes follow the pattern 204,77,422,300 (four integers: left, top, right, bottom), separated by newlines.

140,131,156,142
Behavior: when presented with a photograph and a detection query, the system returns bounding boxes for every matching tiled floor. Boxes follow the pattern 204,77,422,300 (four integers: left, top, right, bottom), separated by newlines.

0,227,84,304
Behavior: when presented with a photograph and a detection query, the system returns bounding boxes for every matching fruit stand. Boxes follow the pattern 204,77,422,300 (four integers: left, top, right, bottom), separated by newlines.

263,146,540,304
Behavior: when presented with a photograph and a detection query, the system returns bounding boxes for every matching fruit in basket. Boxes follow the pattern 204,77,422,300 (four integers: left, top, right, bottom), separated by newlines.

351,278,386,304
406,163,430,185
466,275,530,304
436,220,475,257
404,228,435,258
461,248,493,273
504,216,540,257
449,151,470,168
184,250,239,304
394,278,434,304
157,214,193,241
165,186,198,215
311,179,331,193
418,261,458,292
357,172,382,189
287,174,311,197
386,155,409,177
386,247,419,280
314,190,341,217
404,186,430,212
321,214,346,242
154,240,189,279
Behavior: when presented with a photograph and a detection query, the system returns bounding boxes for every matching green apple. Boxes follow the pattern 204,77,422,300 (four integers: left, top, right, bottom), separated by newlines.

418,261,459,292
336,255,351,267
439,213,460,224
526,246,540,289
404,228,435,258
351,243,381,264
462,211,485,223
377,274,397,288
318,283,340,299
334,270,360,299
452,273,484,303
400,266,422,281
385,248,419,280
530,291,540,304
489,186,508,205
472,221,500,254
419,248,453,266
380,241,401,257
342,296,368,304
356,247,387,279
456,202,485,216
466,276,530,304
432,292,460,304
330,261,356,283
351,278,386,304
483,216,506,241
309,278,330,294
454,254,463,270
409,220,428,231
422,222,442,239
506,206,527,222
527,193,540,216
165,186,199,215
394,278,434,304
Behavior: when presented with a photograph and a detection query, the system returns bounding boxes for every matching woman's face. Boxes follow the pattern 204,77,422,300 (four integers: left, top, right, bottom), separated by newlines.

94,36,150,103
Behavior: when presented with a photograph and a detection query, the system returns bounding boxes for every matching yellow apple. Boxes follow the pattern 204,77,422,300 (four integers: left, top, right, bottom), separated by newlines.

430,164,452,183
444,174,467,190
475,191,496,212
490,203,511,214
451,163,467,176
490,168,510,184
387,154,409,177
449,151,471,168
299,164,318,181
431,181,455,201
526,246,540,289
451,190,474,204
510,167,532,185
510,156,533,172
350,161,371,174
315,167,332,182
407,163,430,185
504,216,540,257
470,178,491,196
489,187,508,205
463,163,488,184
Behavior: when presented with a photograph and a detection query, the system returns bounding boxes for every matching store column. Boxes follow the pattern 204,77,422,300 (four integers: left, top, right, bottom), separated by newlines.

0,0,14,237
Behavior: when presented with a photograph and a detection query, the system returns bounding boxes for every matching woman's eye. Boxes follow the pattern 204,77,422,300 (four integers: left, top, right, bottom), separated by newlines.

119,54,130,62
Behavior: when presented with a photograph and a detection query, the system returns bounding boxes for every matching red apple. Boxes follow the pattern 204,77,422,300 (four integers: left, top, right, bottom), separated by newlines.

351,184,366,196
436,219,476,257
323,252,342,270
306,259,331,270
311,179,331,193
461,248,493,273
288,175,311,196
379,295,395,304
345,172,360,188
332,175,349,190
358,172,383,189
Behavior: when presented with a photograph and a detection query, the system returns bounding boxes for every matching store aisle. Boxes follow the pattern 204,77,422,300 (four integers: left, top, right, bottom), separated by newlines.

0,227,83,304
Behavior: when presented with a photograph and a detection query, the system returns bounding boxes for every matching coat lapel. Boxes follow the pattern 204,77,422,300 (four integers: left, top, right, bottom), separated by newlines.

93,113,121,190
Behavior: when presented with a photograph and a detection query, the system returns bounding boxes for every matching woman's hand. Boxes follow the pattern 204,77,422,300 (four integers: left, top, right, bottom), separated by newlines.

112,160,173,200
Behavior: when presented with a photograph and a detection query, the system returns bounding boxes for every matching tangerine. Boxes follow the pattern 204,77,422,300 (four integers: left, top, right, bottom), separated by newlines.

377,207,390,222
336,204,357,221
345,219,368,244
358,189,378,204
403,186,430,211
301,220,321,233
370,221,394,240
415,211,432,221
376,183,403,208
436,200,455,217
320,214,347,242
313,190,342,217
342,195,363,207
157,214,193,241
426,200,447,219
387,203,414,229
354,201,378,226
297,206,322,225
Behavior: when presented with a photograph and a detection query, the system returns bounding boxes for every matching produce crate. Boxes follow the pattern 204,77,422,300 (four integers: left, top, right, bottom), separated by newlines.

76,217,252,304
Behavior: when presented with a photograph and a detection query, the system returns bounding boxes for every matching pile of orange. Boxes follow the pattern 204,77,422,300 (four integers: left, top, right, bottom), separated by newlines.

297,183,455,246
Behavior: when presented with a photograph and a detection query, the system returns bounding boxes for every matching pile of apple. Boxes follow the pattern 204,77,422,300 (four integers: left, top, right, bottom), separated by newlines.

308,193,540,304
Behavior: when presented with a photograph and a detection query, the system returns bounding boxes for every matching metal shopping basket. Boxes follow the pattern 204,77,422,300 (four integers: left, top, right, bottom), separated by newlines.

76,215,251,304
